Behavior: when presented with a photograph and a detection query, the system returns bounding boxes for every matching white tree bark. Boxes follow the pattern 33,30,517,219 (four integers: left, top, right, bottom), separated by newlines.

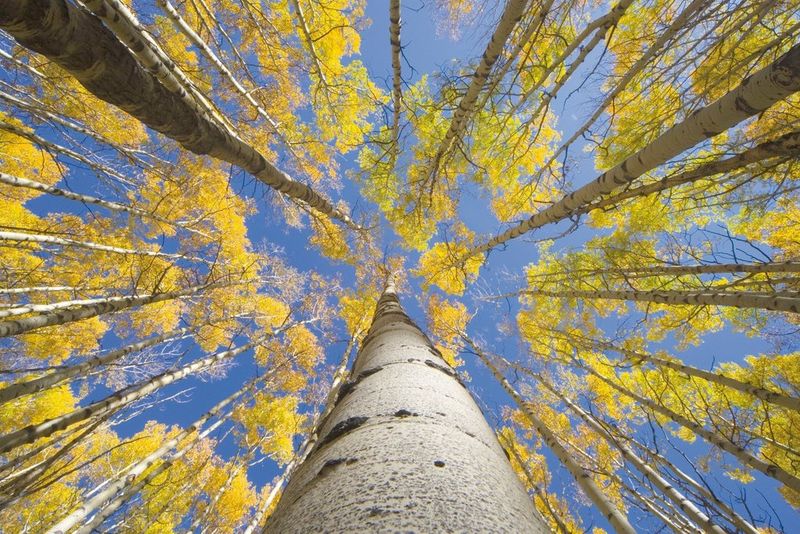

0,230,208,264
557,331,800,412
389,0,402,151
525,366,726,534
0,331,272,454
468,42,800,257
525,288,800,314
0,282,217,338
264,283,547,532
421,0,528,191
0,172,210,238
49,376,261,534
579,362,800,494
0,0,358,228
466,338,635,534
0,325,196,404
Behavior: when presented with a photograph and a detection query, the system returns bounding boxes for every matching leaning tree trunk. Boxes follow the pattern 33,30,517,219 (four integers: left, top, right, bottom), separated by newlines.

0,0,357,228
264,281,548,532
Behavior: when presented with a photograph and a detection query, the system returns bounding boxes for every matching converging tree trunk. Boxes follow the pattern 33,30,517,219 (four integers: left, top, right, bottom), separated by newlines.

264,281,548,532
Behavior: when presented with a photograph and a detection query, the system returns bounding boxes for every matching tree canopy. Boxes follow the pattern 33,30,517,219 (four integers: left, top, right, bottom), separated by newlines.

0,0,799,531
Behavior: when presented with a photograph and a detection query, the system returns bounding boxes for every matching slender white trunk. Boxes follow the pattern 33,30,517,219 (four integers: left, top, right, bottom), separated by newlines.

0,120,134,185
389,0,402,151
558,331,800,412
0,286,82,295
0,172,210,238
468,43,800,257
422,0,528,190
48,376,260,534
0,331,271,454
579,130,800,214
497,431,570,533
0,282,217,338
578,361,800,494
0,230,207,264
265,283,547,531
525,288,800,314
0,0,358,228
466,338,635,534
525,366,726,534
0,325,196,404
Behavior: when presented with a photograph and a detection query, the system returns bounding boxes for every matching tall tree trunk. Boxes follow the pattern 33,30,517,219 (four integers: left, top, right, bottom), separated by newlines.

524,288,800,314
0,0,357,228
50,375,260,534
420,0,528,192
467,42,800,258
0,325,197,404
536,0,709,178
553,329,800,412
577,360,800,494
465,337,636,534
264,281,547,531
0,331,274,454
523,365,726,534
0,230,208,264
0,172,210,238
0,282,219,338
389,0,402,152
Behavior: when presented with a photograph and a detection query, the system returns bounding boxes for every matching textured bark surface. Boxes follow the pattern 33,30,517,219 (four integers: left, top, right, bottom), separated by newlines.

470,41,800,256
264,284,547,532
0,0,356,227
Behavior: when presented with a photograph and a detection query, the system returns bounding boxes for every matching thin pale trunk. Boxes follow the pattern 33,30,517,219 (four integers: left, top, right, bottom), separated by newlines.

0,282,217,338
49,376,260,534
578,361,800,494
644,446,760,534
0,331,273,454
497,432,570,533
422,0,528,191
0,90,157,169
518,0,637,132
0,286,82,295
0,325,196,404
558,331,800,412
467,43,800,258
525,287,800,314
0,415,108,506
0,120,133,185
538,0,709,177
525,366,725,533
0,230,207,263
579,130,800,214
0,0,358,228
0,172,211,238
155,0,294,154
265,282,547,531
289,0,331,87
465,337,634,534
389,0,402,151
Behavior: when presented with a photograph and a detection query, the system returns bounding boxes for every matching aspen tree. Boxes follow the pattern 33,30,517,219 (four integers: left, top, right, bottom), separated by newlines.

265,281,548,531
461,42,800,261
0,0,359,228
574,358,800,494
463,336,635,534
